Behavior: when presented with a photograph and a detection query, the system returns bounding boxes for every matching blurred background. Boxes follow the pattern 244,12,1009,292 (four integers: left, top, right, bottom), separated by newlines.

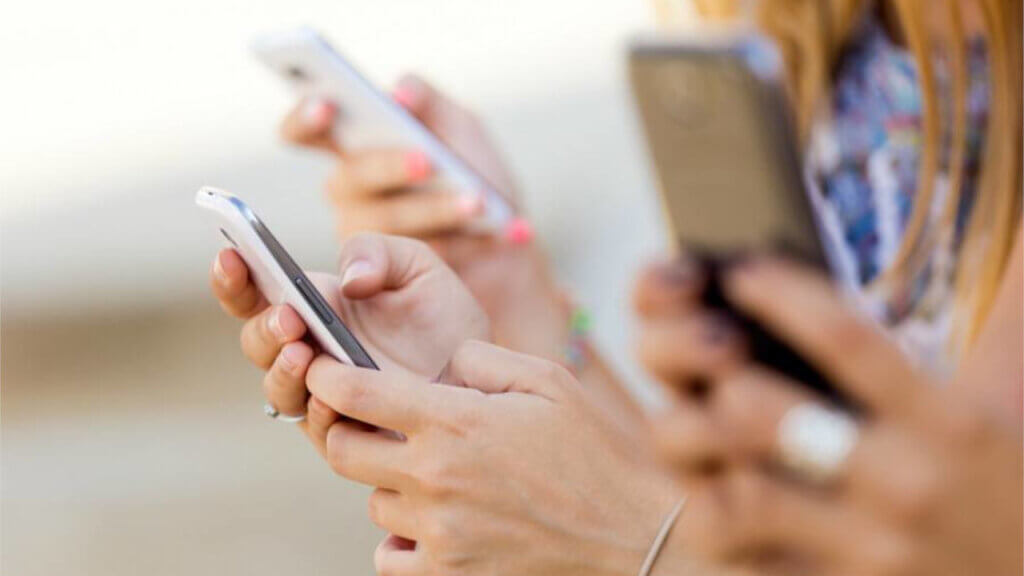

2,1,697,574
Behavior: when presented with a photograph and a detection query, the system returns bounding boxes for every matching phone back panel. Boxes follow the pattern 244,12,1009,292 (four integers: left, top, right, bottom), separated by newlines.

629,37,827,266
629,37,855,410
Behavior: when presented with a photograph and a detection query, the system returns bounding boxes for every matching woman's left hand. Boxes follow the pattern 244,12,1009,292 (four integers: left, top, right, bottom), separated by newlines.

304,340,679,576
647,259,1023,576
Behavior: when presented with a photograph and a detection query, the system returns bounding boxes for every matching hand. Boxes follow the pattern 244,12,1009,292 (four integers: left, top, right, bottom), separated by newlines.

279,75,569,363
647,258,1023,576
302,340,680,576
209,232,490,451
633,255,747,404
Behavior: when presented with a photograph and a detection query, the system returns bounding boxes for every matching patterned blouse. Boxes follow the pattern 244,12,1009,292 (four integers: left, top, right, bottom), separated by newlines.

807,18,988,374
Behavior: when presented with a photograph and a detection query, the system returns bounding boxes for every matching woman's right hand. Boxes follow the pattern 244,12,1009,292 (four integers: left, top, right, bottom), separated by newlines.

279,75,570,364
208,232,490,453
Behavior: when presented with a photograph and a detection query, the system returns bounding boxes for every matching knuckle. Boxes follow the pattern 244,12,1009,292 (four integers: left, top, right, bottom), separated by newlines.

366,491,386,527
415,461,456,499
537,359,573,385
325,428,354,476
422,509,464,552
307,395,332,418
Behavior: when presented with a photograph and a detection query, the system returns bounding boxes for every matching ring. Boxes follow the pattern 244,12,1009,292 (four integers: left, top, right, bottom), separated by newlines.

264,403,306,423
776,402,859,484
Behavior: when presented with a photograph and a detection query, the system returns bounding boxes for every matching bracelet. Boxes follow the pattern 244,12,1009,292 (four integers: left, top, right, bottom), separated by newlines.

555,291,592,375
637,497,688,576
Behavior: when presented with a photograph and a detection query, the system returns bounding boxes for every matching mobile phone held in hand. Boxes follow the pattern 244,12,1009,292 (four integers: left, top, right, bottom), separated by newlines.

251,27,514,231
196,187,378,370
629,33,855,410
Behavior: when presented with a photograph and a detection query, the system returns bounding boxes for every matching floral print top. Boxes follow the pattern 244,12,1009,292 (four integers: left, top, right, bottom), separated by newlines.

807,18,988,373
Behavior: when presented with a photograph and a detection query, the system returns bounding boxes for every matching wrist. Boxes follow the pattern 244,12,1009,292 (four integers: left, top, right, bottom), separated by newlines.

483,247,573,362
596,475,686,576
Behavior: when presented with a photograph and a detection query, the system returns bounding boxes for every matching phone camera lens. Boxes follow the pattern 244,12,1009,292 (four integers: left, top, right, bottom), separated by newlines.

286,66,309,82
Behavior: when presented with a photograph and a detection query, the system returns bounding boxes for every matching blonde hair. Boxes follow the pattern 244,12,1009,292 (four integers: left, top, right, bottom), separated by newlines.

659,0,1022,350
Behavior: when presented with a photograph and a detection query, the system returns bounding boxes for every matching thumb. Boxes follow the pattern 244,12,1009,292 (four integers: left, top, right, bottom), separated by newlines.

438,340,573,400
338,233,439,299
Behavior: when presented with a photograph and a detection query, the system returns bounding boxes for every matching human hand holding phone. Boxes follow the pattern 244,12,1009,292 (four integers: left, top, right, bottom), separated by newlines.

209,232,490,453
279,75,574,366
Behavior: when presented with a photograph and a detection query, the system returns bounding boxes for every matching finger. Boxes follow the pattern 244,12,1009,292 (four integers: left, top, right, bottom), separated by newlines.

325,149,434,200
306,355,449,433
239,305,307,370
726,258,925,414
391,75,446,128
439,340,572,399
637,313,746,390
336,233,438,300
210,249,269,319
325,419,409,490
650,400,731,477
337,192,482,239
279,97,341,154
367,488,419,540
632,258,706,318
712,367,823,459
262,341,314,417
300,395,339,459
375,533,422,576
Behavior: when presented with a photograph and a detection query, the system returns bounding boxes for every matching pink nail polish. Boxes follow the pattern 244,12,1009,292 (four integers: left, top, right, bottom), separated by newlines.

505,218,534,245
404,151,432,182
392,86,419,110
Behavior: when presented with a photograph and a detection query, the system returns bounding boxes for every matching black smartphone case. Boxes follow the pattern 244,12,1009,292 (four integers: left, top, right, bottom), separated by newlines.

697,256,856,411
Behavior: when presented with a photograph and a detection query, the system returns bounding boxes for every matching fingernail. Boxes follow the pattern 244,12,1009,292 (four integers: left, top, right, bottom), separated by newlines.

301,98,333,126
404,151,432,182
269,308,287,339
279,344,303,372
456,194,484,217
725,255,766,292
504,218,534,245
392,85,419,110
654,260,697,287
341,259,375,287
213,253,229,283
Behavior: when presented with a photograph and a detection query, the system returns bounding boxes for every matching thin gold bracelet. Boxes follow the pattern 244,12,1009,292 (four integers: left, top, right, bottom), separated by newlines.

637,497,688,576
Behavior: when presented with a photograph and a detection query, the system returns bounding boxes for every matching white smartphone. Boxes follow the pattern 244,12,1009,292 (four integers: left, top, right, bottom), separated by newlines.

196,186,378,369
251,27,514,230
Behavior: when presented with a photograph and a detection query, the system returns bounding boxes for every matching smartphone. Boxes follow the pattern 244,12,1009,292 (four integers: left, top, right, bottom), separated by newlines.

629,33,854,410
251,27,514,231
196,187,378,370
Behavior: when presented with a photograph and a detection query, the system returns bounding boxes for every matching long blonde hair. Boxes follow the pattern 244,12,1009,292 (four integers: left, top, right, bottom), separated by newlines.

657,0,1022,350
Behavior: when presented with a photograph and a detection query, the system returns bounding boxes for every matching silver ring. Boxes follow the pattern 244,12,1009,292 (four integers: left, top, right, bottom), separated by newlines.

264,403,306,423
776,403,859,484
